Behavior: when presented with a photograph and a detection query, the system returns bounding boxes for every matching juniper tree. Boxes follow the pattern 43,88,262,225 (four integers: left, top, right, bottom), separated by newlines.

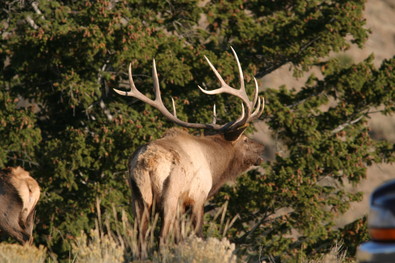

0,0,394,261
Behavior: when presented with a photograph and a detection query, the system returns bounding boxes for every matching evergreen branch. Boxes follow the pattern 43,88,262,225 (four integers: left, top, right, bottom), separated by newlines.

25,1,45,30
31,2,43,16
234,215,267,244
331,114,366,134
287,90,327,109
6,153,39,167
255,34,323,78
330,109,387,134
25,15,38,29
255,18,335,78
234,208,293,244
331,115,364,134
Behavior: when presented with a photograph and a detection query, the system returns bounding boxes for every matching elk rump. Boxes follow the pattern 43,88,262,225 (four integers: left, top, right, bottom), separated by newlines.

0,166,40,244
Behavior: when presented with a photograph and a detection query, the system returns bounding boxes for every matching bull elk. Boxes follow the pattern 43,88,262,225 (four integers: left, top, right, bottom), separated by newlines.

0,166,40,244
114,48,265,242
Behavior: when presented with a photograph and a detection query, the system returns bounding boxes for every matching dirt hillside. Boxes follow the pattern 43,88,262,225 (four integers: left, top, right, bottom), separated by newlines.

254,0,395,226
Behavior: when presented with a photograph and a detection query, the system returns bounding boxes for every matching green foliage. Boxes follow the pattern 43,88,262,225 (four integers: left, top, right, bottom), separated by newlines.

0,0,394,262
214,55,394,261
335,217,369,258
0,89,41,167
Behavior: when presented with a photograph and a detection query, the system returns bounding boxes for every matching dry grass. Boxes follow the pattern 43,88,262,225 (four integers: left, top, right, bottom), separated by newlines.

70,200,239,263
158,236,237,263
0,199,354,263
0,243,47,263
71,228,124,263
307,243,352,263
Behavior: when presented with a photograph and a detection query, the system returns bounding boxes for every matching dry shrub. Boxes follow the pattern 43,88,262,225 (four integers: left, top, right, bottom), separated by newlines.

71,227,124,263
157,236,237,263
70,198,238,262
308,243,354,263
0,243,47,263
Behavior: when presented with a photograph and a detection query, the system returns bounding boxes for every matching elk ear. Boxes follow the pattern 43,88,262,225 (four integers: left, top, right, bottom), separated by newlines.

224,125,248,141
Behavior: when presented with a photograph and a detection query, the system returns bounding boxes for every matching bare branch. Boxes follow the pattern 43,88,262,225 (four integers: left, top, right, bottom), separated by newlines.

25,16,38,29
331,114,366,134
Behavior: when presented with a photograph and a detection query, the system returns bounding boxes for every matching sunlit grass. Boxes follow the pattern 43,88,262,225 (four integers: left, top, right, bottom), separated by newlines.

0,199,353,263
0,243,47,263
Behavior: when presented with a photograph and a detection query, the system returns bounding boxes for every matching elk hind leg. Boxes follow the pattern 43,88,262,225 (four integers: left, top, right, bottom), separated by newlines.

133,198,151,240
130,179,151,238
23,210,36,245
0,220,31,244
191,203,204,237
160,196,178,244
130,179,152,261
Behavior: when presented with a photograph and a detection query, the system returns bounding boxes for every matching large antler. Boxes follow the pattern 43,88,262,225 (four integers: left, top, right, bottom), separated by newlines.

113,48,265,133
199,47,265,131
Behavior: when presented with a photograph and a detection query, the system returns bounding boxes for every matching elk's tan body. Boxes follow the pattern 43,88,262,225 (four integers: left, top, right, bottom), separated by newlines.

129,128,264,237
114,48,265,242
0,166,40,244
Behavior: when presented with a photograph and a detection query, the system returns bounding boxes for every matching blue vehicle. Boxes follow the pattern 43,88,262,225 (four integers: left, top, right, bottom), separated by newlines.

357,179,395,263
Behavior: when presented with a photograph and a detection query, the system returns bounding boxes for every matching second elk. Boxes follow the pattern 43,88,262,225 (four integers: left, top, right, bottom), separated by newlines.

0,166,40,244
114,48,265,242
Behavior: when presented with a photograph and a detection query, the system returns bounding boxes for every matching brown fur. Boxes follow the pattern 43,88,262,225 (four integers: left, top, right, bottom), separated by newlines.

0,167,40,244
128,128,264,242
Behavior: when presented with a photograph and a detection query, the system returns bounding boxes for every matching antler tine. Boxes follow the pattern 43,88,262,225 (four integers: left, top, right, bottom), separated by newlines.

149,59,204,127
113,60,178,123
198,57,233,95
250,78,265,120
229,102,246,129
128,63,136,92
252,77,259,109
230,46,245,94
199,48,265,130
212,104,217,124
114,60,226,130
113,63,145,100
258,96,265,116
171,97,177,117
152,59,164,104
250,96,265,121
114,49,265,134
199,55,250,106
